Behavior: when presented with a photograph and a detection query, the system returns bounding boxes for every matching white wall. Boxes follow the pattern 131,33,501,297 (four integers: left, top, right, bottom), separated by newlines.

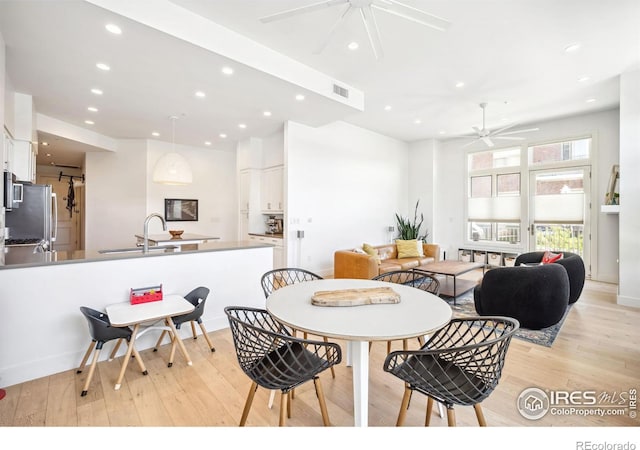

147,139,237,240
262,128,284,168
85,140,147,251
408,139,438,247
430,108,620,282
618,70,640,308
285,120,409,276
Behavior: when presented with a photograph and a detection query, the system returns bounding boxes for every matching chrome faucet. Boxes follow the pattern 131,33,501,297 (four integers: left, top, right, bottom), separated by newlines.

143,213,167,253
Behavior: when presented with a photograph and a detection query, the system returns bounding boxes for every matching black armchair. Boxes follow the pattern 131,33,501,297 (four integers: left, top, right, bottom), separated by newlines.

515,251,585,304
383,316,519,426
225,306,342,426
474,264,569,329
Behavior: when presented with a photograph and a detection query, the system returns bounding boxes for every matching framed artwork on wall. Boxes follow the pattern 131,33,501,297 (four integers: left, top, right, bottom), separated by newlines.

164,198,198,221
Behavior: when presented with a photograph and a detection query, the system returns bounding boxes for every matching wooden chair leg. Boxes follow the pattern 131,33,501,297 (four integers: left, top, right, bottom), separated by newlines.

239,382,258,426
268,390,276,409
287,391,292,418
198,322,216,352
131,346,148,375
446,407,456,426
474,404,487,426
314,377,331,426
77,341,96,373
402,339,408,350
190,321,197,339
279,391,288,426
425,397,434,426
80,347,101,396
109,338,124,360
153,330,167,351
387,340,392,354
322,337,335,378
167,320,178,367
396,385,412,426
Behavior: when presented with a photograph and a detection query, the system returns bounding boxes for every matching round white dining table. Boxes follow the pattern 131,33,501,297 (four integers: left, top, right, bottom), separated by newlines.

265,278,452,427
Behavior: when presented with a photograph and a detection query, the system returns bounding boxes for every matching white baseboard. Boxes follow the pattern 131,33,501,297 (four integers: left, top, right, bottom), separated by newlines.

617,295,640,308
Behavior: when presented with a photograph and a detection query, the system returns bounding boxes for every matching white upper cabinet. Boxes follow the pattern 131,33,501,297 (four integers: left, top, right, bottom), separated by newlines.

261,166,283,213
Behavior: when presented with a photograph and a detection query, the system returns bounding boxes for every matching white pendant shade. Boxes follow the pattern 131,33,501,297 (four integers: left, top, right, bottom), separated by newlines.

153,152,192,185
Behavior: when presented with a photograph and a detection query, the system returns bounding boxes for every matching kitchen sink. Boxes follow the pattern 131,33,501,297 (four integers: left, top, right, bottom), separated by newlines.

98,246,179,255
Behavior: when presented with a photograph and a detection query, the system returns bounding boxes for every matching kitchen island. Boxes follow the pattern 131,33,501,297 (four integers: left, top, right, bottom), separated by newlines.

0,240,274,388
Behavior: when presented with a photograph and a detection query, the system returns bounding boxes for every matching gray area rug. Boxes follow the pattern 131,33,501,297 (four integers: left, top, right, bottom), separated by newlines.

449,292,571,347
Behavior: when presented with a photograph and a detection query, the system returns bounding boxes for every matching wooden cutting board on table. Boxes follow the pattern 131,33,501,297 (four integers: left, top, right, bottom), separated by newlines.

311,287,401,307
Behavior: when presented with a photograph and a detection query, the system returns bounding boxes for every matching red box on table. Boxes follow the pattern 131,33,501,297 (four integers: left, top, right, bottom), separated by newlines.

130,284,163,305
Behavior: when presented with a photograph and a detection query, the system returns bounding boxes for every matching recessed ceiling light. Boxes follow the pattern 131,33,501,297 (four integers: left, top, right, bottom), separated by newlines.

96,62,110,71
219,133,227,138
195,91,206,98
455,81,465,88
91,88,103,95
348,42,359,50
578,76,590,83
222,66,234,75
87,106,98,112
84,120,95,125
204,141,212,146
41,142,49,146
151,132,160,137
384,105,392,111
295,94,305,101
564,43,581,53
238,123,247,129
46,153,51,157
586,98,596,103
263,111,272,117
105,24,122,35
414,119,422,124
439,130,446,135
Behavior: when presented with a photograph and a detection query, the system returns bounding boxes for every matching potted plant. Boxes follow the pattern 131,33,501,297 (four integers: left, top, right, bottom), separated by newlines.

395,200,429,241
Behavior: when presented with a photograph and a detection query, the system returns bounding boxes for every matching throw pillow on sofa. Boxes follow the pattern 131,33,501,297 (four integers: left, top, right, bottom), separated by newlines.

395,239,424,258
363,243,381,264
541,251,563,264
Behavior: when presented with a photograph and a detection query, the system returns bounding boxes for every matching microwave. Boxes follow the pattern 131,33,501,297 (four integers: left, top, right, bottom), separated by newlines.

3,171,23,211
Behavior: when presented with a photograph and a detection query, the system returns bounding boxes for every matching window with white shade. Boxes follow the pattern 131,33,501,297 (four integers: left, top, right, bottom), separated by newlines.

467,148,521,243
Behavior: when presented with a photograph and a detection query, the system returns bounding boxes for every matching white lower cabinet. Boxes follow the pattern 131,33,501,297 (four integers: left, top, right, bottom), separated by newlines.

249,235,285,268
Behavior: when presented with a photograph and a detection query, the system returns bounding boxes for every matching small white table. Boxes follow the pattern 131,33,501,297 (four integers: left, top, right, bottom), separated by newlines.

105,294,195,390
266,278,452,427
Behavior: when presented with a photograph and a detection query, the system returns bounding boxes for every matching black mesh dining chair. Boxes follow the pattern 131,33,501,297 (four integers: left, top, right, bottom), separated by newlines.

373,269,441,352
153,286,215,365
77,306,147,397
225,306,341,426
261,268,336,379
383,316,519,426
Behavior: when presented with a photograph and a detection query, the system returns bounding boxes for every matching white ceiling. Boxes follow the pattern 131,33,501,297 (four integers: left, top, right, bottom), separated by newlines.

1,0,639,168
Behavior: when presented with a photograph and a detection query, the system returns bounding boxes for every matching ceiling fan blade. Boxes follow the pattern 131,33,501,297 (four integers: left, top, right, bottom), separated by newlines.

360,6,384,60
497,127,541,136
489,123,518,136
371,3,447,32
374,0,451,31
493,136,526,141
482,137,495,147
260,0,348,23
313,6,353,54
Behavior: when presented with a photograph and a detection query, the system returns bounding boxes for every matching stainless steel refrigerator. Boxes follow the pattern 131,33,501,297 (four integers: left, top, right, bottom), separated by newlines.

5,183,57,263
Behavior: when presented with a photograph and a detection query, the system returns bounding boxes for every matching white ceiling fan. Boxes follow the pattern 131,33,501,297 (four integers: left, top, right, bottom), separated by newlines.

259,0,451,60
454,103,540,148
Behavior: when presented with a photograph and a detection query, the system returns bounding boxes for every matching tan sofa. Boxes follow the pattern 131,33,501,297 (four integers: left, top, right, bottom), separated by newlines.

334,242,441,279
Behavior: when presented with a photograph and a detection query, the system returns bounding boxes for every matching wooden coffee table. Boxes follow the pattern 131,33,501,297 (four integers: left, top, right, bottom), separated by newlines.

414,260,484,304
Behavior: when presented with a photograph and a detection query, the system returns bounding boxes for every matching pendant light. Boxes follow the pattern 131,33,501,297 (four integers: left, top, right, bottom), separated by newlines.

152,115,192,185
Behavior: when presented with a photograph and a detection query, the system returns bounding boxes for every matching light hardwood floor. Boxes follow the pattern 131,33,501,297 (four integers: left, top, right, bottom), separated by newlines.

0,275,638,428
